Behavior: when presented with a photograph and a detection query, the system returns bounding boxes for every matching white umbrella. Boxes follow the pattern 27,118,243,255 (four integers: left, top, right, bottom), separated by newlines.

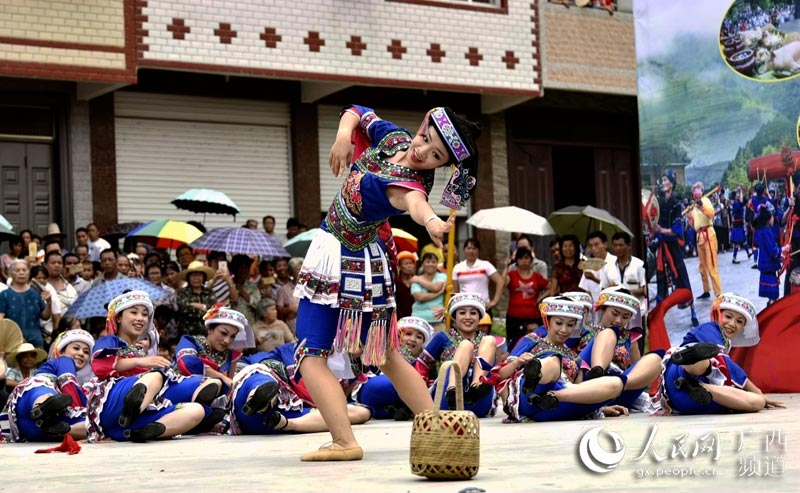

467,206,556,236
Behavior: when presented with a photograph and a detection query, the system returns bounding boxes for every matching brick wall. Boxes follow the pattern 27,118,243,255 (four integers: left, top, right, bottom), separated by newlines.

0,0,135,82
540,1,636,95
138,0,541,96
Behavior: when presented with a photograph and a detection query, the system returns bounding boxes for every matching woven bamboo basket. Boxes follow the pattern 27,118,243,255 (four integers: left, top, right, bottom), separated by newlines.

409,361,480,479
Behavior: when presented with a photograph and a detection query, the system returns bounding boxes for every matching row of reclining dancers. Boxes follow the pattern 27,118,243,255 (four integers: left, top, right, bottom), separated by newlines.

1,287,783,450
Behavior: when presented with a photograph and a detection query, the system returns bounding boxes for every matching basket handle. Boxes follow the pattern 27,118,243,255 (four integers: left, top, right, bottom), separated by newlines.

432,361,464,412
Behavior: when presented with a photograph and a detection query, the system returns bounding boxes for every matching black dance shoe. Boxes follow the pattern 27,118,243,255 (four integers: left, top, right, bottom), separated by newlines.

527,391,559,410
671,343,719,366
696,292,711,300
585,366,605,381
675,377,712,405
119,382,147,428
125,422,166,443
194,381,221,406
242,381,279,416
194,408,226,434
464,383,493,406
35,419,70,436
445,387,457,409
29,393,72,420
520,359,543,396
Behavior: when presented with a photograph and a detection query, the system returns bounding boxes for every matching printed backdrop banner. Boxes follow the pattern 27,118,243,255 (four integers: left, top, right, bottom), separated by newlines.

634,0,800,392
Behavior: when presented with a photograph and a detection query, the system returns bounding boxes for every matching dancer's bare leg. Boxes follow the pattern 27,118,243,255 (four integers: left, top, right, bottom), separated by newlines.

553,376,623,404
703,384,765,412
623,353,662,389
590,329,617,371
157,402,205,437
380,349,433,414
298,356,358,447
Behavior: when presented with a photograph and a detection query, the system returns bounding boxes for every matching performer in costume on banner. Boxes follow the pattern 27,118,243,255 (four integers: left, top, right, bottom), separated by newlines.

2,329,93,442
748,182,770,269
293,104,480,461
653,169,698,326
752,206,788,305
687,182,721,299
729,189,752,264
653,293,784,415
781,171,800,296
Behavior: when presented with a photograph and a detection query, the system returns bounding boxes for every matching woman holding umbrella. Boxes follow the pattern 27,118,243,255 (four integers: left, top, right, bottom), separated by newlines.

293,104,480,461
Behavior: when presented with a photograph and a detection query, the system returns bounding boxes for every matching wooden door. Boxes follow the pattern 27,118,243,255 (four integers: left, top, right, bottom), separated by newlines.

0,141,54,236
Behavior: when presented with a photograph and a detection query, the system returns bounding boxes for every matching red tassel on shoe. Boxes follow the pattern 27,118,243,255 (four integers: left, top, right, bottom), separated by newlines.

35,434,81,455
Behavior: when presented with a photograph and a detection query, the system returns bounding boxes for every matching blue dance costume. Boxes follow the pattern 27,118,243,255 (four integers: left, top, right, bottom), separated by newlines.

3,357,86,442
293,105,434,371
416,329,496,417
352,346,419,419
492,334,607,422
85,335,176,442
166,334,241,402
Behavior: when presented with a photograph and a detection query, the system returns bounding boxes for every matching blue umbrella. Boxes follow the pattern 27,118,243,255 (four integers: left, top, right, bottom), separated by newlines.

191,227,291,258
65,279,171,319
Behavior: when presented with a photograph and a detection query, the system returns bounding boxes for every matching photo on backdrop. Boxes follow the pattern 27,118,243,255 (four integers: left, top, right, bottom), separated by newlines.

635,0,800,392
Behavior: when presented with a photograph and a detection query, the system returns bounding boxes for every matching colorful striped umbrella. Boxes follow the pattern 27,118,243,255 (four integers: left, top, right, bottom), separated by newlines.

171,188,240,219
391,228,418,254
191,227,290,258
126,220,204,249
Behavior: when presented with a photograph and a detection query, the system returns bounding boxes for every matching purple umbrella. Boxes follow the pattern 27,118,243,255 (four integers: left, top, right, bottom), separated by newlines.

191,227,290,258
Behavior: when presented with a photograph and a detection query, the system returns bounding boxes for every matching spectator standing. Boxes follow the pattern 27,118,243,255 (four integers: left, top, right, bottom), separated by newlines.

262,215,278,240
394,251,417,319
410,252,447,332
600,232,647,332
1,236,22,284
503,246,548,351
86,223,111,262
44,251,78,312
92,249,123,287
63,253,90,296
452,238,503,312
176,261,217,336
276,257,302,333
547,234,583,296
175,245,196,271
579,231,618,304
0,260,52,348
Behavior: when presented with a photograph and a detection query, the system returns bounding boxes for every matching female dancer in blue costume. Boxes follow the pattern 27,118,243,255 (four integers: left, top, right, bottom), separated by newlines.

85,291,205,442
532,290,593,349
486,297,627,422
576,287,663,408
3,329,93,441
168,305,248,404
293,105,480,461
415,293,497,417
353,317,434,420
654,293,784,414
227,342,370,435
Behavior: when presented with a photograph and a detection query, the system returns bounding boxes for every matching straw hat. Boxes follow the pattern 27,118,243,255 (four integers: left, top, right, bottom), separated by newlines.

180,260,215,281
44,223,66,240
6,342,48,366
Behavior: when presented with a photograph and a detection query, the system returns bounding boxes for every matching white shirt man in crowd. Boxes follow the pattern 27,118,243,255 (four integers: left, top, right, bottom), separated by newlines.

600,232,647,332
86,223,111,262
578,230,618,313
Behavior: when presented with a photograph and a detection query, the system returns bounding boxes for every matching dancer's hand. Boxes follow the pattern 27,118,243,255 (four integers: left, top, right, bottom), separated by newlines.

764,397,785,409
426,214,455,248
329,133,354,178
601,405,630,417
140,356,172,368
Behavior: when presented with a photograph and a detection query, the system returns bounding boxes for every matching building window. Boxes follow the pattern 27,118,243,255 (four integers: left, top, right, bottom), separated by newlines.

386,0,507,14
